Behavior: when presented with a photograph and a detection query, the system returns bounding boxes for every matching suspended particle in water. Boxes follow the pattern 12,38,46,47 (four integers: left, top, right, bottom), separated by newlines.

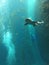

19,0,23,3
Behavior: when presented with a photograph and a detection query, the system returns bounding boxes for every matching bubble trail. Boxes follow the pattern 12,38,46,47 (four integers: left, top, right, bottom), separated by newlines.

3,31,16,65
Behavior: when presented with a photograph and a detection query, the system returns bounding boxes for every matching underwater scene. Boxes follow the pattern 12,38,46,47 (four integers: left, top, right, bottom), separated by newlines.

0,0,49,65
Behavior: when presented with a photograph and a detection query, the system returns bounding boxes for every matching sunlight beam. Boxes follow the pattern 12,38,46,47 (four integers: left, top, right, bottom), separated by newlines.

0,0,8,7
27,0,36,18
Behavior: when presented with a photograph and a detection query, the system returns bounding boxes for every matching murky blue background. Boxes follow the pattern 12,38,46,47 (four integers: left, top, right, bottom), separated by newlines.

0,0,49,65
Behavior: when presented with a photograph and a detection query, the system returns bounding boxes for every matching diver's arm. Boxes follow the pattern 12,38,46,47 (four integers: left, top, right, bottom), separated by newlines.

24,23,28,25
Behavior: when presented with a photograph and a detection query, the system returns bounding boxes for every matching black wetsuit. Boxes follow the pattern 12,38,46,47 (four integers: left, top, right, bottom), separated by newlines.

25,18,37,26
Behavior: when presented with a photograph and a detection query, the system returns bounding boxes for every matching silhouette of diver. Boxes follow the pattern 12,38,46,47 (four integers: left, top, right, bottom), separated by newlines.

25,18,44,26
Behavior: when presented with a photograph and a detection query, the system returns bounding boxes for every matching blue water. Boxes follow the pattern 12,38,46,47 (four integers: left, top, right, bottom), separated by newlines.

0,0,49,65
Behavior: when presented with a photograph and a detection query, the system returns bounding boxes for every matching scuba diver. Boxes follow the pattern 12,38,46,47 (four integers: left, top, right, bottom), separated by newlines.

24,18,44,26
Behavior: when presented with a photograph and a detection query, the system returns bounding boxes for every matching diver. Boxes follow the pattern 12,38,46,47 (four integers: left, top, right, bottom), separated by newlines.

24,18,44,26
